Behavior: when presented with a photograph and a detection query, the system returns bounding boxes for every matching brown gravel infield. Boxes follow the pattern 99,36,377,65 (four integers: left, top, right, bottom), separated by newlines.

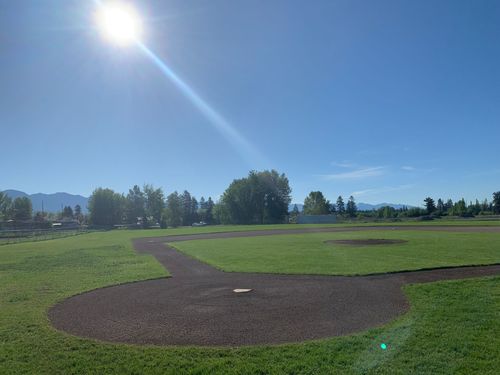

49,226,500,347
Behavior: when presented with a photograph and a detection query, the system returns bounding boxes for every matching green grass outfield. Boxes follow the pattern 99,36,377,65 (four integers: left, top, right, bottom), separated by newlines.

154,219,500,237
170,230,500,275
0,228,499,374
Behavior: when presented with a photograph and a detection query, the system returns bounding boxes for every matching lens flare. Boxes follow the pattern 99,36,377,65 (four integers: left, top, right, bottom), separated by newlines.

94,1,266,166
137,42,266,167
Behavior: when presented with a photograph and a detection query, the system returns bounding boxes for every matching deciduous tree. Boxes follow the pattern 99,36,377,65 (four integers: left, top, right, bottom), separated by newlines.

220,170,291,224
12,197,32,221
88,188,125,226
126,185,145,224
303,191,330,215
164,192,183,227
144,184,165,224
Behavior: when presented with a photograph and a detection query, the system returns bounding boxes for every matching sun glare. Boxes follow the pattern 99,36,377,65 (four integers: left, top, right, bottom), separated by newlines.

96,2,142,46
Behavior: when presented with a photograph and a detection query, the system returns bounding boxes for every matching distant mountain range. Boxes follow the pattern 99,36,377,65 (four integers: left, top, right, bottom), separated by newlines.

289,202,414,212
2,190,89,213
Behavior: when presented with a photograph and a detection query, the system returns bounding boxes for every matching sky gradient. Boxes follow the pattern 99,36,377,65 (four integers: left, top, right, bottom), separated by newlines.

1,0,499,206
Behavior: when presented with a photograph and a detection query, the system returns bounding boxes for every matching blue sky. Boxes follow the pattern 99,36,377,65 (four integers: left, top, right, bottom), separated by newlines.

1,0,499,206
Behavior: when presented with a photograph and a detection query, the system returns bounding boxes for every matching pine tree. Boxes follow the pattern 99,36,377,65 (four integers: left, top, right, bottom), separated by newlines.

436,199,444,213
206,197,215,224
346,196,357,217
336,196,345,214
493,191,500,214
423,197,436,214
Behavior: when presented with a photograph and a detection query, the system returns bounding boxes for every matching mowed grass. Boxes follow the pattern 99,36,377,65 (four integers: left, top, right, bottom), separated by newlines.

140,219,500,239
0,228,498,374
170,230,500,275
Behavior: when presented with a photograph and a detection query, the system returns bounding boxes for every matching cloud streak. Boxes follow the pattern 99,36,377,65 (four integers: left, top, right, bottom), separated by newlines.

320,167,387,181
331,161,358,169
351,184,414,197
401,166,415,171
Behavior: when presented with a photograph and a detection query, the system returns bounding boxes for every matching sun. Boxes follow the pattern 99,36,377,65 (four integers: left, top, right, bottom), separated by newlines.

96,2,142,46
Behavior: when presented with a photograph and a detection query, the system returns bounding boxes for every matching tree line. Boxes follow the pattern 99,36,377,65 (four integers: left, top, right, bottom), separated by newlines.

87,170,291,227
363,194,500,219
290,190,500,221
0,191,85,227
422,194,500,217
298,192,358,217
1,172,499,228
87,185,216,228
0,194,33,222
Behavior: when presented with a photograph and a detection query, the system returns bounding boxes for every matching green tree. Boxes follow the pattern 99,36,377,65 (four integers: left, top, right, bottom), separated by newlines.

289,204,300,223
205,197,215,224
62,206,73,218
212,201,230,225
424,197,436,214
406,207,427,217
249,170,291,224
88,188,125,226
199,197,207,210
444,199,454,213
451,199,467,217
181,190,193,226
481,199,490,213
221,178,253,224
220,170,291,224
74,204,83,223
191,197,199,223
126,185,146,224
336,196,345,215
0,192,12,221
143,184,165,224
436,199,444,213
493,191,500,214
378,206,396,219
303,191,330,215
471,199,482,215
346,196,357,217
198,197,207,222
12,197,32,221
163,192,183,227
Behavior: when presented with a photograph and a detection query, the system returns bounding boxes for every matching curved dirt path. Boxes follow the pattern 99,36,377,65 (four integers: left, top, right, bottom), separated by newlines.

49,226,500,346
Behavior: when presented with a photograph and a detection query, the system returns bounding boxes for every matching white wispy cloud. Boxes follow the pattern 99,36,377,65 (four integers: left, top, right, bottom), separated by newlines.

320,166,387,181
331,160,358,168
351,184,414,197
401,166,415,171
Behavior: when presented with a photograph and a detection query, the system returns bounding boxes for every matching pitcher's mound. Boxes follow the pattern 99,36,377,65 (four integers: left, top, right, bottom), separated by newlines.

326,239,408,246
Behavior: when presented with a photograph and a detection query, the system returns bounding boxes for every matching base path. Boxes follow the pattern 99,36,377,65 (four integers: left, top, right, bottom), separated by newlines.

49,226,500,346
